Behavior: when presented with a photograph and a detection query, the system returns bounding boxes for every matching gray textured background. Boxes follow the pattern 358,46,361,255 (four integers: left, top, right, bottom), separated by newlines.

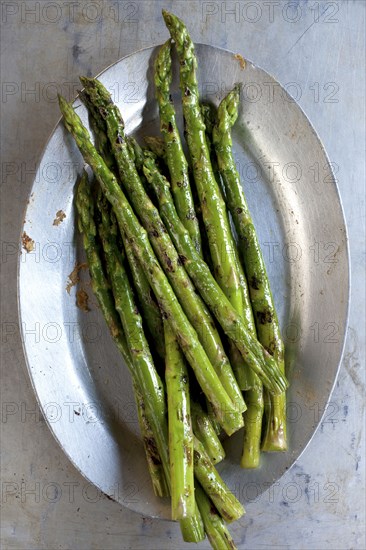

1,1,365,548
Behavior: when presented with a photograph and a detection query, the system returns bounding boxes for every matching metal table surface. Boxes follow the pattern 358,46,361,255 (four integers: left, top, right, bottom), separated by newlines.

1,1,365,548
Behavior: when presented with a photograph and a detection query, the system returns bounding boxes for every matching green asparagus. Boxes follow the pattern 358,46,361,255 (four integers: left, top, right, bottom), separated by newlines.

240,383,264,469
180,511,205,543
155,40,202,255
75,171,169,495
164,319,195,519
77,170,207,541
79,93,166,362
79,90,116,173
142,151,288,394
193,436,244,523
201,100,260,390
195,482,237,550
59,94,241,435
123,242,165,360
98,186,206,534
134,380,169,497
210,88,265,467
201,102,222,191
63,10,294,548
191,401,225,465
213,86,287,451
162,10,243,316
96,187,170,486
126,136,145,171
79,77,246,423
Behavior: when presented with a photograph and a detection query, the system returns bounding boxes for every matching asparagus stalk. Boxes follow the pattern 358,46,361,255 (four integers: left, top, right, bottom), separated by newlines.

191,401,225,465
59,95,241,436
193,436,245,523
142,151,288,394
162,16,261,423
180,33,263,468
133,380,169,497
202,101,259,392
123,242,165,360
96,187,170,486
240,383,264,468
78,95,165,362
154,40,202,255
213,86,287,451
209,90,264,467
75,171,169,495
79,77,245,423
200,102,222,189
162,10,243,316
195,482,237,550
226,331,263,470
164,319,195,519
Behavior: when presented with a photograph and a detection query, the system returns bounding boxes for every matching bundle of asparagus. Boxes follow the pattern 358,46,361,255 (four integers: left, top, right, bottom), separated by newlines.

58,10,288,549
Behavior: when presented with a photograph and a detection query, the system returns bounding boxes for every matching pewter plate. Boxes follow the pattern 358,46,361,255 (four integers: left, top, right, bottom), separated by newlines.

18,45,349,519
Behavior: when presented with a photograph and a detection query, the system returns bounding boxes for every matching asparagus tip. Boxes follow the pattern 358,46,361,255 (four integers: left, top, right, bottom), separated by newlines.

79,75,94,89
162,9,175,26
57,93,67,108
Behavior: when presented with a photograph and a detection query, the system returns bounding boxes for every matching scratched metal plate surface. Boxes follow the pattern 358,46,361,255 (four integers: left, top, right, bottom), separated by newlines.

18,45,349,519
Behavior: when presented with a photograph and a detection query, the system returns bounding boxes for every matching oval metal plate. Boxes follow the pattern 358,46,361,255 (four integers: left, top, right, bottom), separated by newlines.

18,44,349,519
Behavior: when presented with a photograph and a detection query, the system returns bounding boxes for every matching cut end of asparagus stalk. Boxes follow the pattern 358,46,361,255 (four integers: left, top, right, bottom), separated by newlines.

262,435,287,452
179,506,206,543
261,392,288,452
